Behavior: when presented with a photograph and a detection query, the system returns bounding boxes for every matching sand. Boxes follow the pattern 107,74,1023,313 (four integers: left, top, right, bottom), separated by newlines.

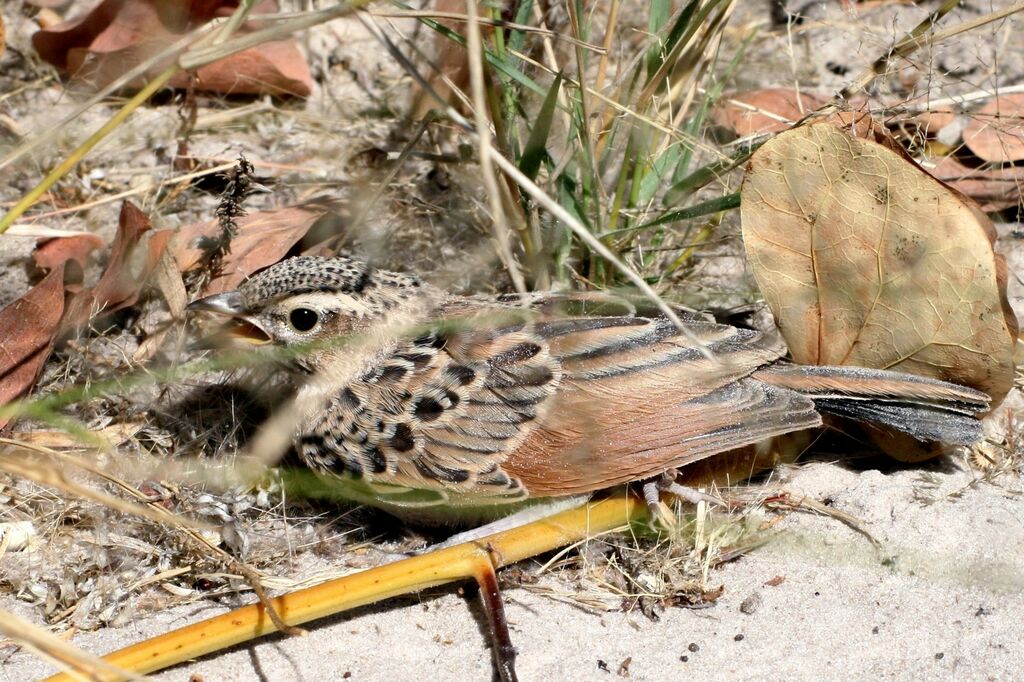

4,459,1022,681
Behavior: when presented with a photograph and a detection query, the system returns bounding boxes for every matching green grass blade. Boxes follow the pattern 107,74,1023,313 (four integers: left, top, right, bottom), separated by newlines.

664,145,760,203
636,192,740,230
519,72,564,180
399,3,548,97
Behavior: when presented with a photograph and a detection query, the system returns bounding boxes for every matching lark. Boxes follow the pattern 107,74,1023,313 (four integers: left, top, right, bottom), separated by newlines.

188,255,989,521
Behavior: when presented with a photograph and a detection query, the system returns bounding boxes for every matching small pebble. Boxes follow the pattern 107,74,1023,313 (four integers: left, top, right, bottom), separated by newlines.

740,592,762,615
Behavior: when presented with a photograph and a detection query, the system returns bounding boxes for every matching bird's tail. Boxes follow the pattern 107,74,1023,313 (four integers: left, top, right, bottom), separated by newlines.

753,364,990,445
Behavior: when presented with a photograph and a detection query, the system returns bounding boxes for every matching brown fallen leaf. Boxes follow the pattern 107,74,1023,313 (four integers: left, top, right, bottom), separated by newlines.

32,0,311,97
0,266,67,429
928,155,1023,213
132,245,189,363
712,88,827,137
91,201,155,311
963,93,1024,164
741,117,1018,459
32,233,104,272
890,107,958,138
61,201,162,333
173,204,330,294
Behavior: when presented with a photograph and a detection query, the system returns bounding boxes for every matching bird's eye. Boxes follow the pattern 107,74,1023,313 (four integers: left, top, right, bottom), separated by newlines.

288,308,320,332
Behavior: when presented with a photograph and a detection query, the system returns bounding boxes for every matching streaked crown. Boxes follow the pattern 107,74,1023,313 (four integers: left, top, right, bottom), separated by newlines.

238,256,373,308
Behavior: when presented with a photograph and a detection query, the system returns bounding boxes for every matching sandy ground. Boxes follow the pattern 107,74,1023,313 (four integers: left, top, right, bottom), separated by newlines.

4,459,1023,681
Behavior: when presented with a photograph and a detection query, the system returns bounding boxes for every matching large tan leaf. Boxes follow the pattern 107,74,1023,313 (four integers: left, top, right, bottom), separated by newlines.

740,118,1018,412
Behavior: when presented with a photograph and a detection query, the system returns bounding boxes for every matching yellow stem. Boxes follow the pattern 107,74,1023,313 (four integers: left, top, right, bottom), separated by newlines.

41,493,645,682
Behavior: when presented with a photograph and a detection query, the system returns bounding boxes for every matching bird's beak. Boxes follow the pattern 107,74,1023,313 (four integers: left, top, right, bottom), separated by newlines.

186,291,244,315
187,291,271,345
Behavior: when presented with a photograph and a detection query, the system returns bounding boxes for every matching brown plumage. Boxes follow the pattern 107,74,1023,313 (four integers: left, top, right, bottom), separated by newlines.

188,256,989,518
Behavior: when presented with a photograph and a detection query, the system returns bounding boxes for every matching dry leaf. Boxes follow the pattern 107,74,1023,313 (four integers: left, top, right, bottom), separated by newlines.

91,201,155,311
61,201,161,332
132,247,188,363
173,204,330,293
741,119,1017,408
892,108,958,137
0,267,67,428
32,233,104,272
928,155,1023,213
713,88,827,137
32,0,311,97
963,94,1024,164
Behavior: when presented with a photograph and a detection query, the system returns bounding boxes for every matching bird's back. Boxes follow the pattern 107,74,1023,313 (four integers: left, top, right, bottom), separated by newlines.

297,295,821,501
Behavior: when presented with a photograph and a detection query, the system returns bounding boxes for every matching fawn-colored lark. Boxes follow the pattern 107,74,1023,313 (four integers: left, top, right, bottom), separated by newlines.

189,255,988,521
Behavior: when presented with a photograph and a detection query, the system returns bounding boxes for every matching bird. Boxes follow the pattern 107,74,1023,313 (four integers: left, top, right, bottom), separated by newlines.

187,255,991,524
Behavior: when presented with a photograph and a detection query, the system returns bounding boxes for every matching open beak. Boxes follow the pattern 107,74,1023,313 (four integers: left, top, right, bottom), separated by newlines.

187,291,271,345
186,291,244,315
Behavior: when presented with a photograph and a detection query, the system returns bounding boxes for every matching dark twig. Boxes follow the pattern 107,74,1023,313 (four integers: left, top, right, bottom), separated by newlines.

186,155,263,295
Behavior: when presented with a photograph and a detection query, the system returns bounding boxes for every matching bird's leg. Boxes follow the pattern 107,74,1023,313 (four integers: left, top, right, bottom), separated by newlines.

642,471,726,524
470,547,518,682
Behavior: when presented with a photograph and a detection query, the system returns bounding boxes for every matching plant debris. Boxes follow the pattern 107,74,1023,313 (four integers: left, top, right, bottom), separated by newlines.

0,267,66,428
32,0,312,96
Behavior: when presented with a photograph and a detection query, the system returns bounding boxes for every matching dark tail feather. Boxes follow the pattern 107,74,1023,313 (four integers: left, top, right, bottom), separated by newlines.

754,365,990,446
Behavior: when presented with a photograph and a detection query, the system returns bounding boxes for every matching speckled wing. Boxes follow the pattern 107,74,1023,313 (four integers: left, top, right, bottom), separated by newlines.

296,310,558,505
298,301,821,505
394,304,817,499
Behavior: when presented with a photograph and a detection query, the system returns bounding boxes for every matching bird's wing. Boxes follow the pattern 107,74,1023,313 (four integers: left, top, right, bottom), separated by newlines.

405,306,807,498
299,304,813,505
295,313,550,505
499,315,822,495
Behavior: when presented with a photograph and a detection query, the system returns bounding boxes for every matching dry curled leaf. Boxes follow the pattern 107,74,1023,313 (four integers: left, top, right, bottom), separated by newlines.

963,93,1024,164
712,88,827,137
896,107,958,137
32,233,104,272
32,0,311,97
173,204,331,294
0,266,67,428
741,119,1017,419
61,201,162,332
928,155,1023,213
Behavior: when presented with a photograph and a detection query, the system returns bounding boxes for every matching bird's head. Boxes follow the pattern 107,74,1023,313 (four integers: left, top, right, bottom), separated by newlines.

187,256,434,368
